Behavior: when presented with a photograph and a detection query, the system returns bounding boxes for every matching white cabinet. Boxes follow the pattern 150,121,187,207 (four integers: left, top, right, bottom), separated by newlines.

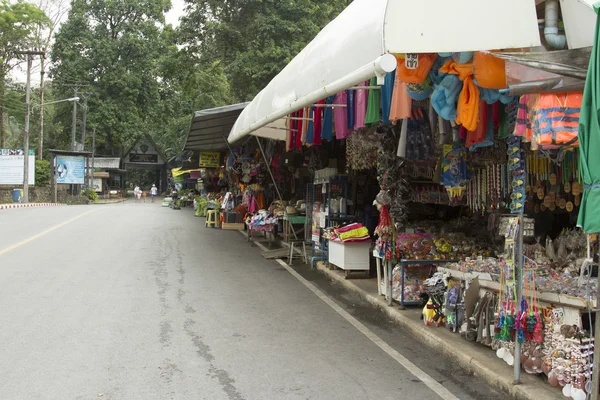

328,240,370,271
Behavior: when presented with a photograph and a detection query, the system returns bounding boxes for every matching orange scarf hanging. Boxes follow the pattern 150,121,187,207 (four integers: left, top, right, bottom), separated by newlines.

440,60,480,131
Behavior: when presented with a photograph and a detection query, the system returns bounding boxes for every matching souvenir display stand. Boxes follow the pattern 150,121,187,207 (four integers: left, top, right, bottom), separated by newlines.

395,259,457,308
309,175,354,265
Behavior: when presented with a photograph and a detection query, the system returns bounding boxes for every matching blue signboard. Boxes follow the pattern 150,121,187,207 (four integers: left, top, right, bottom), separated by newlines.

56,155,85,184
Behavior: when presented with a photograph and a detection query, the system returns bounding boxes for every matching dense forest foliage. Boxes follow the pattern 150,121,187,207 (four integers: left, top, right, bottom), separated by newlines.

2,0,350,161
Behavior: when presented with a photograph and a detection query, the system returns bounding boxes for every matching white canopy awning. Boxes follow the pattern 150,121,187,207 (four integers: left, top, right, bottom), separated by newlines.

228,0,541,143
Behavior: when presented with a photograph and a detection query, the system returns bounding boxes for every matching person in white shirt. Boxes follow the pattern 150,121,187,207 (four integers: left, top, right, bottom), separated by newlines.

134,185,141,203
150,184,158,203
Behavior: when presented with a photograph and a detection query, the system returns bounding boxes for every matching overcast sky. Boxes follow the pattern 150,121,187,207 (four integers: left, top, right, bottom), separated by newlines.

11,0,187,84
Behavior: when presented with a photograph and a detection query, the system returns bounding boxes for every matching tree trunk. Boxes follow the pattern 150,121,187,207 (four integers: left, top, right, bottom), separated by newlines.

38,56,45,160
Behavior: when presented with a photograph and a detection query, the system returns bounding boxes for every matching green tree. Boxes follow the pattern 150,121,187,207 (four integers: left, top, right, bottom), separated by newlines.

0,0,50,148
50,0,236,160
177,0,349,101
50,0,171,156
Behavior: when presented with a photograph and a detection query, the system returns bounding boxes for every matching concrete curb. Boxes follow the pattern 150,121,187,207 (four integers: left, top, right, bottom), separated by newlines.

0,203,64,210
313,263,562,400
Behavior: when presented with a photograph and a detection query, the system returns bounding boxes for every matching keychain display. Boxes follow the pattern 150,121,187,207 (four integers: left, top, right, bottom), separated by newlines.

441,144,467,201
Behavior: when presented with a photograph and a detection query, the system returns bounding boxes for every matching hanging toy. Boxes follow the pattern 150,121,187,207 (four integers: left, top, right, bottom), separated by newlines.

441,144,467,201
533,312,544,343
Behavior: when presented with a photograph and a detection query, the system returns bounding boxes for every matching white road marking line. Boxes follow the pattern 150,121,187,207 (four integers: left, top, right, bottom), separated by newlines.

246,234,459,400
0,208,99,257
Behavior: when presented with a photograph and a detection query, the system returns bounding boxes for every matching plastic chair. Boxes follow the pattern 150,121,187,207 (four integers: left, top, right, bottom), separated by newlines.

288,239,307,265
206,210,220,228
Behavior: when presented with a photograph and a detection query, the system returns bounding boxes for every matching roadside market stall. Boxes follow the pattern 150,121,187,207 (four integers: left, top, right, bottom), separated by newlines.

223,0,600,394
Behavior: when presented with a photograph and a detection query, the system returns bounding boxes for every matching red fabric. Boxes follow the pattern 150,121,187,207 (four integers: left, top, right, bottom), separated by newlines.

465,101,488,148
313,100,324,145
295,109,304,148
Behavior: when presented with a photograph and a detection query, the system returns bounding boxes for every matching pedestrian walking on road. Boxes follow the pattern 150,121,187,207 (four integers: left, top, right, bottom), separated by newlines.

150,184,158,203
134,185,141,203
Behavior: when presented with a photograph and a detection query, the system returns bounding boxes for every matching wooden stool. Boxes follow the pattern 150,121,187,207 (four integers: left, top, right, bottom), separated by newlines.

206,210,220,228
288,239,307,265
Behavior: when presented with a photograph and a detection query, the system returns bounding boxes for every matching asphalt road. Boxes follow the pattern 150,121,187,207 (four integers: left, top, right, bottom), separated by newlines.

0,203,503,400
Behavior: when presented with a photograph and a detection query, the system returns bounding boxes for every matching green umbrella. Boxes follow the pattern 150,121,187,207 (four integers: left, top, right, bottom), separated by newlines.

578,3,600,233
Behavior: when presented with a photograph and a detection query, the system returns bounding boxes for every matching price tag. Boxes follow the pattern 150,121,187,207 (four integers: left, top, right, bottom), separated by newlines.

405,54,419,70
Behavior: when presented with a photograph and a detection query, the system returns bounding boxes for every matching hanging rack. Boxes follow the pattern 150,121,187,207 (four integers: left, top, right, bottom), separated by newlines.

348,86,381,90
312,103,347,108
285,116,314,121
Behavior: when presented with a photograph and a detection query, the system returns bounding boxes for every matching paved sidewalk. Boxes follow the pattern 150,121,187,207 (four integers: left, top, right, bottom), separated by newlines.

312,262,562,400
0,203,64,210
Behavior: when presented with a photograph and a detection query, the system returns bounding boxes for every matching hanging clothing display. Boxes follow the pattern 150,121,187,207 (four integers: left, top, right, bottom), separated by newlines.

465,101,488,149
381,71,395,124
390,79,412,123
296,108,304,148
334,91,350,139
301,107,309,144
305,107,315,144
440,59,481,131
313,100,324,145
354,81,368,129
346,89,355,130
321,96,334,142
365,77,381,126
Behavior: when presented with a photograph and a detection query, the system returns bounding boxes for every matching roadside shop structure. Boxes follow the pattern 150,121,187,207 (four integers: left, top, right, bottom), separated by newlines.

87,157,125,193
123,136,169,192
180,0,600,395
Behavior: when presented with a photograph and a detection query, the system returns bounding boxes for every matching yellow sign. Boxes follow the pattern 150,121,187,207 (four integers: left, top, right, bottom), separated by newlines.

199,152,220,168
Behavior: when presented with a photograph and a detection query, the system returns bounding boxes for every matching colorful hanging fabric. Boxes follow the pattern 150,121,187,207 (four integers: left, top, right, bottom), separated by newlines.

469,103,497,151
321,96,334,141
365,77,381,126
305,107,315,144
381,70,395,124
346,89,355,130
334,91,350,139
354,81,368,129
289,111,299,150
514,95,532,140
440,59,480,131
313,100,324,145
465,101,487,149
301,107,310,144
431,74,460,121
286,116,292,151
296,108,305,148
390,78,412,123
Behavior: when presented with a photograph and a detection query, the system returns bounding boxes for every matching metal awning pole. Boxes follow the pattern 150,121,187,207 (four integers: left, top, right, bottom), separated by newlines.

254,136,298,241
514,212,524,384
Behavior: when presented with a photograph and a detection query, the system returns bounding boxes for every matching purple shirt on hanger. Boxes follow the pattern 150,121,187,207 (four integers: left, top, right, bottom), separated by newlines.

334,91,350,139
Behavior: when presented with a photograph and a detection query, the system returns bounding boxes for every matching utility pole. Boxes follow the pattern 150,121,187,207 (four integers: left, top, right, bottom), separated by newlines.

91,126,96,196
71,86,78,151
80,95,88,148
38,52,46,160
15,50,45,204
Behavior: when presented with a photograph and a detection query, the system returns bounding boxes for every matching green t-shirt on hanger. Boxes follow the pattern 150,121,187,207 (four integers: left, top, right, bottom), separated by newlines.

365,77,381,126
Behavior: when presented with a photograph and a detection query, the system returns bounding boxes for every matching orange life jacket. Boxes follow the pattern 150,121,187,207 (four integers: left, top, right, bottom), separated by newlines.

533,92,582,149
